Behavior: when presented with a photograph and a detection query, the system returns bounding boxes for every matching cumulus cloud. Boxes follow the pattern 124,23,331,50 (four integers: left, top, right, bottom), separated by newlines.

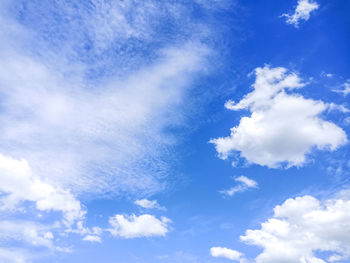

0,153,84,226
222,176,258,196
281,0,319,27
135,199,165,210
108,214,171,238
240,194,350,263
210,66,347,168
210,247,245,262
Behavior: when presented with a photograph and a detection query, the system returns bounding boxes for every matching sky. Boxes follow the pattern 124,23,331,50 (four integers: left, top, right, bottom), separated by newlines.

0,0,349,262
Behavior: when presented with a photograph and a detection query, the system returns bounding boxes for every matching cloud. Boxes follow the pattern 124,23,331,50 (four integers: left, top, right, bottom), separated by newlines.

0,221,55,249
0,153,85,226
210,247,245,262
108,214,171,238
0,248,30,263
221,176,258,196
333,81,350,97
134,199,165,210
240,194,350,263
281,0,319,28
210,66,347,168
83,235,102,243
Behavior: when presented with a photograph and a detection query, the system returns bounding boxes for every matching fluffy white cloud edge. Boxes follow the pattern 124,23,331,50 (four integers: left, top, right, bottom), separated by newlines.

108,214,171,238
237,193,350,263
210,65,347,168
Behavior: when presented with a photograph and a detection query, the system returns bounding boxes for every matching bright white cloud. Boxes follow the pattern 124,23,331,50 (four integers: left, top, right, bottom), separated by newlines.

108,214,171,238
135,198,165,210
210,247,245,262
222,176,258,196
240,194,350,263
281,0,319,27
0,153,85,226
210,66,347,168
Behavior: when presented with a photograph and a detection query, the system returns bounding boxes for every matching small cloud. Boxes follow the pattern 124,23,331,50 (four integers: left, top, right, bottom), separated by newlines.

134,199,165,210
281,0,319,28
108,214,171,238
221,176,258,196
210,247,245,262
333,81,350,97
235,175,258,188
83,235,101,243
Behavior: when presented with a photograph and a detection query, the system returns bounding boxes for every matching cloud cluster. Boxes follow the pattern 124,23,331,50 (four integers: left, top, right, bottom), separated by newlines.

108,214,171,238
210,66,347,168
240,194,350,263
0,0,211,259
281,0,319,27
221,176,258,196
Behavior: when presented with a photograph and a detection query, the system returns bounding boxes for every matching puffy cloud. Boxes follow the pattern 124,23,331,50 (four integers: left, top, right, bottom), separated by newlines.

0,153,84,226
210,66,347,168
281,0,319,28
222,176,258,196
108,214,171,238
240,194,350,263
210,247,245,262
135,199,165,210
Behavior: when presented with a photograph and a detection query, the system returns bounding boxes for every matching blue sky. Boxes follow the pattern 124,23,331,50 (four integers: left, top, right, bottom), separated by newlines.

0,0,349,262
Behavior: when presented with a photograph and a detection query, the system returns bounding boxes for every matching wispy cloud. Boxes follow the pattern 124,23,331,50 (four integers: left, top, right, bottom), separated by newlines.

221,176,258,196
135,199,165,210
281,0,319,28
333,81,350,97
0,0,215,260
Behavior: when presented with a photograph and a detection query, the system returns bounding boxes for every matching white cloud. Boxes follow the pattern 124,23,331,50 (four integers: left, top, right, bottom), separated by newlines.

108,214,171,238
333,82,350,97
83,235,102,243
236,175,258,188
135,198,165,210
210,247,245,262
281,0,319,27
222,176,258,196
210,66,347,168
0,248,29,263
0,153,85,226
240,194,350,263
0,221,54,249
